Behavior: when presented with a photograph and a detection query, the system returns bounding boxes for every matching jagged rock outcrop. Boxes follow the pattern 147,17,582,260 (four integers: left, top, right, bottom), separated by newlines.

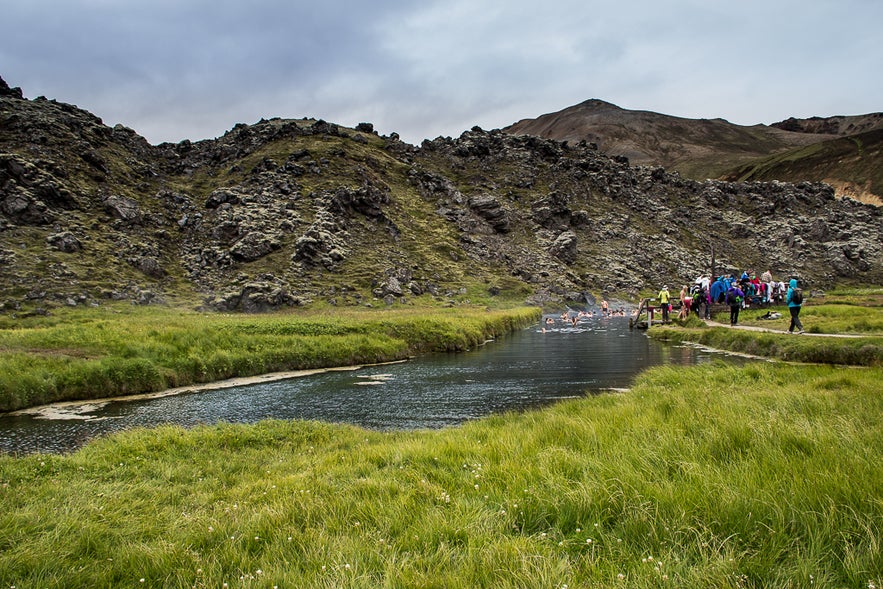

0,76,23,99
548,230,578,263
293,208,349,269
1,80,881,311
230,231,282,262
103,195,143,224
130,256,166,279
46,231,82,253
0,154,78,225
207,279,302,312
372,267,428,300
468,194,510,233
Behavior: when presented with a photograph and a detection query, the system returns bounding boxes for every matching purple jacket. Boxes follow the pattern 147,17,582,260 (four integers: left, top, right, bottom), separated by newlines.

726,287,744,305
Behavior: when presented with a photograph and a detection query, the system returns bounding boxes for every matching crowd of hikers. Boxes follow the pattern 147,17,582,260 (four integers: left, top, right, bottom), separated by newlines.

659,270,806,333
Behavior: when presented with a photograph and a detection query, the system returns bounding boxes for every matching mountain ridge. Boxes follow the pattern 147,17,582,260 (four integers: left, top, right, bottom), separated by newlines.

1,76,881,312
504,100,883,203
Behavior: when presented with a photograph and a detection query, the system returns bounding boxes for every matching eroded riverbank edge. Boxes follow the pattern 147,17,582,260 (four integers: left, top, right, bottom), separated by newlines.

1,305,543,414
9,360,410,420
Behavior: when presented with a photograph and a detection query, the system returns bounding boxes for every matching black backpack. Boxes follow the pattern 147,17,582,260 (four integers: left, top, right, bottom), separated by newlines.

727,289,742,305
791,288,803,305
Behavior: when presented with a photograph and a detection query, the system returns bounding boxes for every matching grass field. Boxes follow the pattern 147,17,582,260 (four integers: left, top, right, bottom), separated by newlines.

0,303,540,412
734,289,883,336
1,293,881,587
1,361,880,587
648,290,883,366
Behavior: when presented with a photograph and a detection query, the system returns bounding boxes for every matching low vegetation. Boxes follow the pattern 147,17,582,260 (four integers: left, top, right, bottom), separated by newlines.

2,291,881,586
650,290,883,365
0,302,540,412
736,289,883,335
722,128,883,205
655,326,882,365
1,361,880,587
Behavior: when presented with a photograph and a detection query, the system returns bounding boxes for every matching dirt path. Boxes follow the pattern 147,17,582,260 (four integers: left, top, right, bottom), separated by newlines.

702,320,866,338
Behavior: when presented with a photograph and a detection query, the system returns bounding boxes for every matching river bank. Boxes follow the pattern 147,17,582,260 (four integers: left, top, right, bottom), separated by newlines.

645,300,883,366
0,303,541,412
7,361,407,420
2,292,881,585
1,361,880,587
2,313,730,454
651,325,882,365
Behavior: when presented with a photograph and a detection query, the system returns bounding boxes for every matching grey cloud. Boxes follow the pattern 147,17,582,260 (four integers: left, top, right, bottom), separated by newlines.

1,0,880,145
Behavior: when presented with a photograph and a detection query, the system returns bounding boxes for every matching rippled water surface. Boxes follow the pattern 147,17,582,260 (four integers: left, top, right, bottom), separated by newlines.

0,315,733,454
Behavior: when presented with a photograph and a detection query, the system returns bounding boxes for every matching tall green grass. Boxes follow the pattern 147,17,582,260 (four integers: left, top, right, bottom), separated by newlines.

0,305,541,411
664,295,883,365
742,306,883,335
1,362,880,587
722,292,883,335
653,325,883,366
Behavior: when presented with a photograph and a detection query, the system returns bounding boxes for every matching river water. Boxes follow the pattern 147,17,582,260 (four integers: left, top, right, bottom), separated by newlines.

0,314,734,455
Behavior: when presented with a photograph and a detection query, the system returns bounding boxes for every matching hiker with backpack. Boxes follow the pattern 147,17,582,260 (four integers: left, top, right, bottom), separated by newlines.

726,283,745,326
787,278,805,334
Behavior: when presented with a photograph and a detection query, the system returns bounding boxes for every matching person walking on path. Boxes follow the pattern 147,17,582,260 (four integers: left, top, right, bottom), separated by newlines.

726,283,745,326
787,278,805,334
658,285,671,323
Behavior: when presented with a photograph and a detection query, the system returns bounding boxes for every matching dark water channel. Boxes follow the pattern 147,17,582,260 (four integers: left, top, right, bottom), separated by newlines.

0,315,737,455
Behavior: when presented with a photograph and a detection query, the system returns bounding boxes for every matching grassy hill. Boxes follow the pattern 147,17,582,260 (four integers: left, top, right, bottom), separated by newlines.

504,100,883,202
721,128,883,206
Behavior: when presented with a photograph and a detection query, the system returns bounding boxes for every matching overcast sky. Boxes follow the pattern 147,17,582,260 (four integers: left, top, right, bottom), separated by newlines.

3,0,881,146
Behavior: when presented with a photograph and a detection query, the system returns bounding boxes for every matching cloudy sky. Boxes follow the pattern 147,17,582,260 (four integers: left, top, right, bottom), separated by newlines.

3,0,881,145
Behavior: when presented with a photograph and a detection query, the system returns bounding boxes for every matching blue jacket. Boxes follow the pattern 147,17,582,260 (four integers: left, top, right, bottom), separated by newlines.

710,278,727,303
786,279,801,308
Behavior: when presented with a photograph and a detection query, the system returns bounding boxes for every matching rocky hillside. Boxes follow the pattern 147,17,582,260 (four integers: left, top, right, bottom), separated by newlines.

504,100,883,203
1,76,881,312
722,128,883,206
771,113,883,136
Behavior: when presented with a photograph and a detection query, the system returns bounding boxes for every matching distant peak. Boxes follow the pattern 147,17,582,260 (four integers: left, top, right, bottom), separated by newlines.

0,75,24,99
577,99,622,110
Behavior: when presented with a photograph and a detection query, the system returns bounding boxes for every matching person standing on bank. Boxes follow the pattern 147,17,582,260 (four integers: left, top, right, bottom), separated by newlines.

658,285,671,323
787,278,805,334
726,282,745,326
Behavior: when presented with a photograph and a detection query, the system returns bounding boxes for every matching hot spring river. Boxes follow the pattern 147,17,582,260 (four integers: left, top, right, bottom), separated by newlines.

0,315,740,454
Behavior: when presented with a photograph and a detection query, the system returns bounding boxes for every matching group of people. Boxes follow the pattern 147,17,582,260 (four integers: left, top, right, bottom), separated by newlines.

658,270,805,333
710,270,791,307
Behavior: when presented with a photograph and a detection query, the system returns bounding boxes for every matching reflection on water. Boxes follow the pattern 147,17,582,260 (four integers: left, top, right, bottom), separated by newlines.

0,315,734,454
